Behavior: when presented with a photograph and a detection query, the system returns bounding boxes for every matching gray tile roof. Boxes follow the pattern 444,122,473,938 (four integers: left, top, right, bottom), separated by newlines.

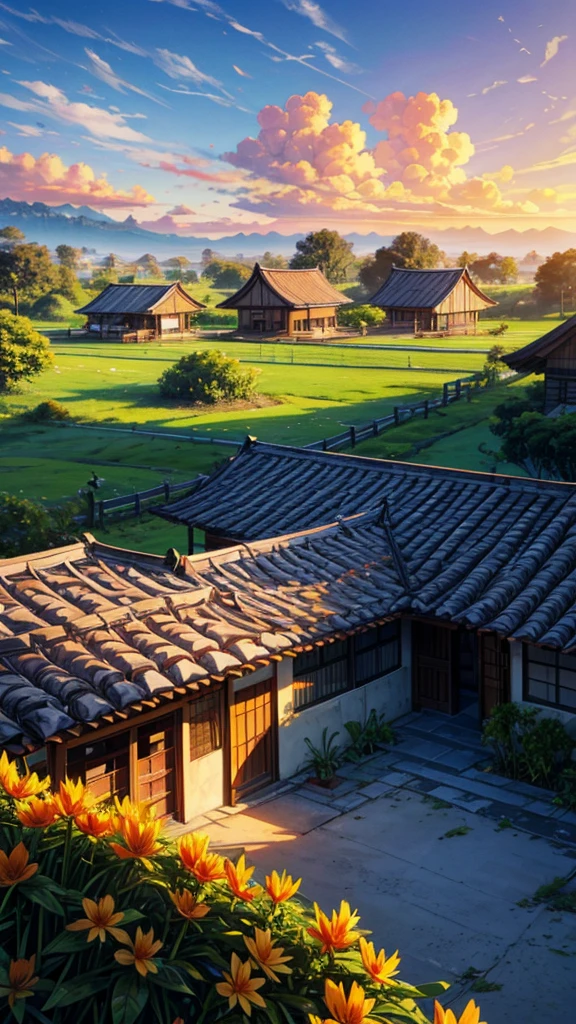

76,283,204,315
369,267,496,309
504,315,576,372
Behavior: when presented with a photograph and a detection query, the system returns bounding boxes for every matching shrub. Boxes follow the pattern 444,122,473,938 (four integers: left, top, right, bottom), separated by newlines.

25,399,70,422
158,349,259,405
482,702,574,790
337,305,386,329
30,294,83,325
0,311,53,392
193,310,238,327
303,728,343,783
0,762,469,1023
0,493,79,558
343,710,395,761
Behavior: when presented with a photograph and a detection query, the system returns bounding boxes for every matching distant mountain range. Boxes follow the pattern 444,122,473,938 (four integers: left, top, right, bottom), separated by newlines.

1,198,575,260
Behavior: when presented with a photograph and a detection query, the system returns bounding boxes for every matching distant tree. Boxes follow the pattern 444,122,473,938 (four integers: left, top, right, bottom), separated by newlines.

490,411,576,480
181,269,199,285
499,256,519,284
91,269,119,290
136,253,162,278
55,244,81,269
0,241,55,314
520,250,544,266
290,229,354,283
0,311,53,392
470,252,517,284
261,251,288,269
457,251,479,268
54,265,83,302
534,249,576,307
158,349,258,404
201,247,218,268
0,226,25,248
164,256,191,270
102,254,120,269
201,259,226,282
0,493,78,558
359,232,442,294
482,344,508,384
212,263,251,289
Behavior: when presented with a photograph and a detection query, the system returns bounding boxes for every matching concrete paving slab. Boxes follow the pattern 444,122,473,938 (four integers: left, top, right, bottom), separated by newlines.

361,781,395,799
332,792,371,812
378,770,416,786
433,748,483,770
429,785,493,814
462,769,511,787
392,738,454,760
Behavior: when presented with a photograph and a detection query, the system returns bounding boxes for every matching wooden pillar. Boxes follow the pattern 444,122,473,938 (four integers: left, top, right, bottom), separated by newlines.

187,526,195,555
180,703,193,822
129,727,139,803
47,742,66,786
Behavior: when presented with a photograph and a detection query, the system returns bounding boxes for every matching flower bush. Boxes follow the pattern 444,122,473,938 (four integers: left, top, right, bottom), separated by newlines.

0,754,487,1024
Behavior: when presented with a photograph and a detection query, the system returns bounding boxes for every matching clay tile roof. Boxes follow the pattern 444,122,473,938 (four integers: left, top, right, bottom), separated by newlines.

217,264,353,309
369,267,496,310
504,314,576,373
76,282,205,315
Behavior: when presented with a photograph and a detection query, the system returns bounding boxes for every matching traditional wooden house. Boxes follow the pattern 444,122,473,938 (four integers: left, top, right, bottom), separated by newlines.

76,282,205,340
216,263,352,338
504,314,576,413
369,267,497,334
3,456,576,821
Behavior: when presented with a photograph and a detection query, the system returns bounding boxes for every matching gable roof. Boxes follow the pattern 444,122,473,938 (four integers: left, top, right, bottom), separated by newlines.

155,437,574,541
369,267,497,310
76,282,205,315
504,315,576,372
5,465,576,751
217,263,353,309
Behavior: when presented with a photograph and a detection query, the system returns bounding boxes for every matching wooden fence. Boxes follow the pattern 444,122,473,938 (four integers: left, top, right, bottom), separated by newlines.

85,476,203,529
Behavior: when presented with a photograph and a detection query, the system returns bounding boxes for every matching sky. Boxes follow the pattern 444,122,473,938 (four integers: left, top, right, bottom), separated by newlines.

0,0,574,237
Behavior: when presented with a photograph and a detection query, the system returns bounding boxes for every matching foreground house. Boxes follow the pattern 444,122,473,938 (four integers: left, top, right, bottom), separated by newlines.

76,282,205,340
217,263,352,338
504,314,576,413
369,266,496,334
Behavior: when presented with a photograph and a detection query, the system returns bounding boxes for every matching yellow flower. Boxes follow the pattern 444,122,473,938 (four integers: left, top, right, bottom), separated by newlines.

114,795,156,823
66,895,130,944
109,816,163,870
0,751,50,800
225,853,262,902
169,888,209,920
243,927,293,983
324,978,377,1024
307,900,361,955
0,842,38,887
53,777,94,818
74,809,115,839
178,832,226,883
359,936,400,986
434,1000,486,1024
5,955,38,1008
215,952,266,1017
265,868,301,904
114,926,163,977
15,795,58,829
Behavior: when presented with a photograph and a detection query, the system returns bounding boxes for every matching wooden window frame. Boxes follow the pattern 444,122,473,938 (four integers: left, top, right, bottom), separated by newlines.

189,690,223,761
354,622,402,687
523,644,576,713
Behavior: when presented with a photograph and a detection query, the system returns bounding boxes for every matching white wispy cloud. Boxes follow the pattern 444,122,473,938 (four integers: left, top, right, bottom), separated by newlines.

7,121,57,136
481,80,508,95
0,7,147,56
282,1,349,45
84,49,167,106
1,81,151,142
156,82,251,112
154,48,227,93
541,35,568,67
0,37,12,45
314,41,360,74
517,75,538,84
232,65,251,78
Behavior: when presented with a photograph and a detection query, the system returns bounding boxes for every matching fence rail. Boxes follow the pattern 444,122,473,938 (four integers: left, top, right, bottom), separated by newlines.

85,476,203,528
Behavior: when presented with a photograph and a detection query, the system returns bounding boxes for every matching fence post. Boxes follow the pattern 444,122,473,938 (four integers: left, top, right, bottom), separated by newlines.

134,493,141,517
442,383,449,406
350,426,356,448
394,406,400,425
322,438,327,451
456,380,462,399
164,481,170,501
98,501,104,529
86,490,95,528
372,420,379,437
424,400,429,419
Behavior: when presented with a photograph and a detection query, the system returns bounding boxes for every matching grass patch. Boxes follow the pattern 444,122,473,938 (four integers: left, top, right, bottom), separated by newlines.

470,979,503,993
442,826,472,838
495,818,514,831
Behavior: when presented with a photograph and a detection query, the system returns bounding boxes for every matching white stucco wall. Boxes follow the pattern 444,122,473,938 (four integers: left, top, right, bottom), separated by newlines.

277,619,412,779
185,749,224,820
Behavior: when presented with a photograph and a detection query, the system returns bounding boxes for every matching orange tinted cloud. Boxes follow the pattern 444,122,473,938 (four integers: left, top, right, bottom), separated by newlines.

0,145,154,207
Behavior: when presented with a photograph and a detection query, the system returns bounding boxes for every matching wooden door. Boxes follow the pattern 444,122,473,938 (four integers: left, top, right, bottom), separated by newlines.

137,715,177,818
479,633,510,722
412,620,458,714
230,678,277,804
68,733,129,803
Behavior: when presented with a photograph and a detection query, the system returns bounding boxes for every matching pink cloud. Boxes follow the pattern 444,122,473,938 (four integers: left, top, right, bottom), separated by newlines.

0,145,155,207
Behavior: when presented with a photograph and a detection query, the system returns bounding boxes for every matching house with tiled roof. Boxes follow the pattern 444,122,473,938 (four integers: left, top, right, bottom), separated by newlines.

76,282,205,340
504,314,576,412
369,266,496,334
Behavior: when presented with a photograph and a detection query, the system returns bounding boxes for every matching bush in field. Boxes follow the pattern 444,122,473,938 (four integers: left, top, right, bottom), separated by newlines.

0,311,53,392
25,400,71,423
158,349,258,404
0,760,486,1023
193,310,238,327
337,305,386,330
30,294,84,325
0,494,78,557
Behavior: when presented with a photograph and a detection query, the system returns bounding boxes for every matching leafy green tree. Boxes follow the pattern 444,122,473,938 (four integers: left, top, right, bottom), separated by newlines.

499,256,519,283
0,493,78,557
201,246,218,267
290,229,354,282
181,269,198,284
53,265,83,303
261,251,288,269
201,259,226,281
337,304,386,329
55,244,81,269
482,344,508,383
158,349,258,404
202,260,251,288
470,252,517,284
0,226,25,247
135,253,162,278
0,241,55,314
0,310,53,390
534,249,576,306
359,232,442,293
457,251,479,268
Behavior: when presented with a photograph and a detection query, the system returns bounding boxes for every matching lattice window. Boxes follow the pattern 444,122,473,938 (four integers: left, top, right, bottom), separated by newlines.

524,646,576,711
354,621,401,686
190,691,222,760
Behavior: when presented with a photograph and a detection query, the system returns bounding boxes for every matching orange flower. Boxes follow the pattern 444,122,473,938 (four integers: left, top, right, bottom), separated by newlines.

434,1000,486,1024
169,888,209,920
324,978,377,1024
0,751,50,800
5,955,38,1009
114,926,163,977
0,842,38,887
265,868,301,904
66,894,129,944
110,816,163,870
243,927,292,983
215,952,266,1017
15,795,58,828
74,809,115,839
113,795,156,824
359,936,400,986
53,778,93,818
307,900,361,955
178,832,226,884
225,853,262,902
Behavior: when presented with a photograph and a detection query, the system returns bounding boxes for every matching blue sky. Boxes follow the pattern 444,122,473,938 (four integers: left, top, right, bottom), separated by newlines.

0,0,573,235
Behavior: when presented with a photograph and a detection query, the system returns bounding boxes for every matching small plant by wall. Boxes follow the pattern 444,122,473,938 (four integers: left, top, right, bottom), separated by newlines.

482,702,575,805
